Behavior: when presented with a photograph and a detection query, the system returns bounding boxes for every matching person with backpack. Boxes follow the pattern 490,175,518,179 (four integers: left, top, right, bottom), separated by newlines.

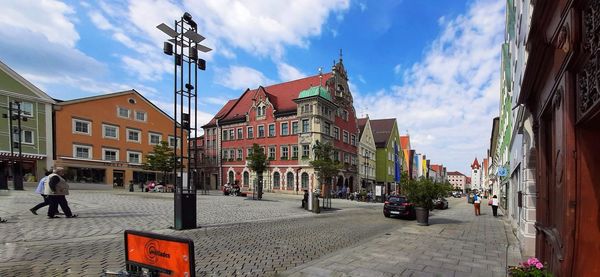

473,193,481,216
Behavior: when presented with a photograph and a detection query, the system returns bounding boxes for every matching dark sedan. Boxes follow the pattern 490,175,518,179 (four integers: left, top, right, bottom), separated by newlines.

383,196,415,219
434,198,449,209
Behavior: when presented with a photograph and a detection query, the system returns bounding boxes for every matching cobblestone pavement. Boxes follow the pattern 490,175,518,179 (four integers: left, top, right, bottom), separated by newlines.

0,189,402,276
284,197,522,277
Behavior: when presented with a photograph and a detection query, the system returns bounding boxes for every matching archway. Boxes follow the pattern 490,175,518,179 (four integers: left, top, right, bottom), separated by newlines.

243,171,249,187
286,172,294,190
228,171,234,185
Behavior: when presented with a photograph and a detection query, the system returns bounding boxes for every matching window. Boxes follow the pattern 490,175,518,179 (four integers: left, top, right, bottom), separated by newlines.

229,129,234,140
292,145,298,159
223,149,229,160
257,104,266,117
127,129,141,143
301,119,310,133
333,127,339,140
281,146,289,159
228,171,234,184
237,149,243,160
222,130,228,141
247,127,254,139
247,148,253,157
12,102,33,117
281,122,289,136
268,124,275,137
102,148,119,161
258,125,265,138
237,128,243,139
118,107,130,118
273,172,280,189
343,131,349,143
301,173,309,189
323,122,330,136
229,149,235,160
127,151,141,164
342,110,349,121
243,171,249,187
268,147,276,160
291,121,299,134
286,172,294,190
73,144,92,159
73,119,91,135
22,130,34,144
302,144,310,158
135,111,146,121
351,135,356,146
102,124,119,139
168,136,180,148
149,132,161,145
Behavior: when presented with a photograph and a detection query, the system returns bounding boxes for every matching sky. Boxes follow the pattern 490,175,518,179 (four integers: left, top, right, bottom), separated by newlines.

0,0,505,175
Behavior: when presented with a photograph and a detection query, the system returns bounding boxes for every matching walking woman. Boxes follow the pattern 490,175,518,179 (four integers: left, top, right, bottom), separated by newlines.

473,193,481,216
29,170,52,215
491,195,499,216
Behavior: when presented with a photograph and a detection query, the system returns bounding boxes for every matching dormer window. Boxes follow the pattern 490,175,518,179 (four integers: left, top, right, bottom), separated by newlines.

256,104,266,118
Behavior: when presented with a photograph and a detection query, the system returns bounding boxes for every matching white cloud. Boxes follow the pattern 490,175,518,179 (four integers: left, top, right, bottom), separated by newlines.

215,66,274,90
393,64,402,75
277,62,306,82
182,0,350,58
0,0,79,47
355,0,504,174
89,10,114,31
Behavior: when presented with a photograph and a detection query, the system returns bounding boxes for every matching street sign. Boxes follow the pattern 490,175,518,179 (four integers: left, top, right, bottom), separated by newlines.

497,167,507,177
124,230,195,276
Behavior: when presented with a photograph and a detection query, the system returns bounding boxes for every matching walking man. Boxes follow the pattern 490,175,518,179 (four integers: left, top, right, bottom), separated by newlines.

473,193,481,216
45,167,77,219
29,170,52,215
491,195,499,217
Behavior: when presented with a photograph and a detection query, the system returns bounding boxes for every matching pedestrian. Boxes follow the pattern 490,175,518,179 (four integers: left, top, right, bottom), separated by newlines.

45,167,77,219
473,193,481,216
491,195,499,217
29,170,53,215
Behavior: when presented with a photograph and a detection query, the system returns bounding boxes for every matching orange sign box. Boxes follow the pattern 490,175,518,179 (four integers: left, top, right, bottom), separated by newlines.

125,230,194,277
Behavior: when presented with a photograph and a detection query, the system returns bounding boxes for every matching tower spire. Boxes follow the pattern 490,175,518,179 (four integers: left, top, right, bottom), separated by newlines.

339,48,343,62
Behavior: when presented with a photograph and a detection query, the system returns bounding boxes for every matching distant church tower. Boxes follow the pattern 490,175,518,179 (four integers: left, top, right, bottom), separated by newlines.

471,158,482,191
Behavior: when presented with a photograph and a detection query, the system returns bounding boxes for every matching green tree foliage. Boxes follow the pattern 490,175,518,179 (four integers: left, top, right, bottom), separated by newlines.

405,177,452,210
310,140,342,190
247,143,268,175
143,141,177,183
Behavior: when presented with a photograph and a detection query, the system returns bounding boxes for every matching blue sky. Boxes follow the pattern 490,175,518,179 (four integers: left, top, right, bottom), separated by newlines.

0,0,505,175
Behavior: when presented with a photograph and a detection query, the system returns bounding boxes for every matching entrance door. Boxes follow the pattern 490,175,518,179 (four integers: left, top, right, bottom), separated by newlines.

113,170,124,187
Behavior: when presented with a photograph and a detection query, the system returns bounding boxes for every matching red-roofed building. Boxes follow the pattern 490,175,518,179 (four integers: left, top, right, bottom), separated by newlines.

201,58,359,193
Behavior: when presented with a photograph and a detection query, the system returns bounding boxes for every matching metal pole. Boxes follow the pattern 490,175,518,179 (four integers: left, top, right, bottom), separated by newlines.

15,102,23,190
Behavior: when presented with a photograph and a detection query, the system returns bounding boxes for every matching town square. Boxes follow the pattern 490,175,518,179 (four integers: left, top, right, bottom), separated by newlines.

1,0,599,276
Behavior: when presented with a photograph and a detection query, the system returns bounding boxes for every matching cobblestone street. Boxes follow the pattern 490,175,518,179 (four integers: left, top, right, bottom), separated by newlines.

0,189,520,276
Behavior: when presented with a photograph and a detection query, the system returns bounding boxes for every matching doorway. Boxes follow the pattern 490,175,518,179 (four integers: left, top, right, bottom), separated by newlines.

113,170,124,187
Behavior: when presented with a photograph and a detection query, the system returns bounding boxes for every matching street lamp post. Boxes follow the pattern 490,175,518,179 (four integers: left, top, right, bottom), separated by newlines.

158,12,211,230
2,101,27,190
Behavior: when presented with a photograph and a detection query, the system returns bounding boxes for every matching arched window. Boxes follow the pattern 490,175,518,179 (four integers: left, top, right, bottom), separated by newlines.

301,172,309,190
228,171,234,184
286,172,294,190
243,171,249,187
273,172,280,189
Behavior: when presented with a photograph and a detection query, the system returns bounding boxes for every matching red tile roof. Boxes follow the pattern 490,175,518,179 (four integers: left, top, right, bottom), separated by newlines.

447,171,465,176
203,73,332,127
357,117,368,135
471,158,480,169
370,118,396,148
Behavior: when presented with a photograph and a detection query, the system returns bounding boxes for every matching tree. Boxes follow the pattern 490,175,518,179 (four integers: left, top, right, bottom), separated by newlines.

247,143,268,199
405,177,452,210
143,141,177,184
310,140,343,196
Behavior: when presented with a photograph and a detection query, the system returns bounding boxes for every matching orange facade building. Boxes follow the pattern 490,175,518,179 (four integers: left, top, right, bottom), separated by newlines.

53,90,186,188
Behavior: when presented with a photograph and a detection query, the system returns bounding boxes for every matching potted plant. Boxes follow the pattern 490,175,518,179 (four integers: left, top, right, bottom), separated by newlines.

508,257,552,276
405,177,451,226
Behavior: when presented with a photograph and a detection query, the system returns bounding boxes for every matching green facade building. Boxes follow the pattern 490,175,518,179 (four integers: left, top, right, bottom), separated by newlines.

0,61,55,187
370,118,402,195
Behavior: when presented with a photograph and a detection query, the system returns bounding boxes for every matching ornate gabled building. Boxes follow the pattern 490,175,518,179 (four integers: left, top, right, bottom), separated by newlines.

470,158,482,191
201,58,359,194
357,117,376,193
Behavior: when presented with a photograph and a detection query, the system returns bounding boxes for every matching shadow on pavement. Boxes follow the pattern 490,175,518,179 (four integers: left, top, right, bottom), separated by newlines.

427,217,464,225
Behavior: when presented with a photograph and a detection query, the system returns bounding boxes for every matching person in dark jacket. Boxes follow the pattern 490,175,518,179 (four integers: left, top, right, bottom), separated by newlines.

44,167,77,219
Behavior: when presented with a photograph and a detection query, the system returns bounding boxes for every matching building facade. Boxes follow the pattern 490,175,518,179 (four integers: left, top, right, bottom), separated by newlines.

470,158,482,191
201,59,359,194
53,90,187,187
0,61,55,185
357,117,376,193
447,171,467,193
370,118,402,195
518,0,600,275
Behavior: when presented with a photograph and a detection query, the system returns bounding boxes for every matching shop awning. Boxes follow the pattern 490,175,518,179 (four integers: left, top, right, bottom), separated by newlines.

0,151,46,160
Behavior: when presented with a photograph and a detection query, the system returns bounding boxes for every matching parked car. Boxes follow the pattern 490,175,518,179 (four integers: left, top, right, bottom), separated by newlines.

434,198,449,209
452,192,462,198
383,196,415,219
